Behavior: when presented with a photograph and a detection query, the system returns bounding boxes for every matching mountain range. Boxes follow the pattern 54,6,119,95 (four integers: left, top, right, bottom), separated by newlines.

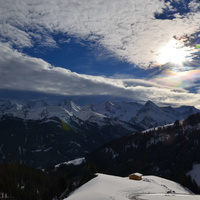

94,100,199,129
0,99,199,168
0,99,199,128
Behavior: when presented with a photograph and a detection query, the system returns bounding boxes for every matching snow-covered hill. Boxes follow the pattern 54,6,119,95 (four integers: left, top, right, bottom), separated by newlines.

187,164,200,188
86,112,200,194
66,173,199,200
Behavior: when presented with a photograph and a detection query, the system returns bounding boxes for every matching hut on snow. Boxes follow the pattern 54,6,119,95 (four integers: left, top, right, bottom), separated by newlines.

129,172,143,180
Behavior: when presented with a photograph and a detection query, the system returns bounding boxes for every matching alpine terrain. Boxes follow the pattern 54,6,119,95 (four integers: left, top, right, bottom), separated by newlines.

0,99,199,168
66,173,200,200
86,112,200,193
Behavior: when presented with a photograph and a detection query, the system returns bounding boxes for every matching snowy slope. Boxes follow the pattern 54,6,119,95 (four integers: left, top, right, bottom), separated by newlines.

187,164,200,187
132,100,166,128
55,157,85,168
0,99,199,130
94,101,142,121
0,99,107,124
59,99,108,122
94,100,199,129
131,100,199,129
66,173,199,200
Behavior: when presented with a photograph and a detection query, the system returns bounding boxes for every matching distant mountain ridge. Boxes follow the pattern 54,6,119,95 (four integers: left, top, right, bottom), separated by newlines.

0,99,107,123
93,100,199,129
0,99,199,129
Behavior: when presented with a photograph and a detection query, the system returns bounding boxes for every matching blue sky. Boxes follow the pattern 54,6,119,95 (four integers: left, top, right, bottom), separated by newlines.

0,0,200,108
23,36,138,77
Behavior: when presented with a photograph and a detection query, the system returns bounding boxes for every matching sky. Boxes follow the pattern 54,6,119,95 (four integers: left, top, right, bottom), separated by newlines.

0,0,200,108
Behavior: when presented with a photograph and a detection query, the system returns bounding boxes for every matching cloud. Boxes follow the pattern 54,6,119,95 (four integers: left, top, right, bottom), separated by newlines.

152,68,200,89
1,0,200,108
1,43,200,108
1,0,200,68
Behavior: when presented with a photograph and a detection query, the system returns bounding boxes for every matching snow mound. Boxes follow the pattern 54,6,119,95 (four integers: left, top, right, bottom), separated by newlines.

187,164,200,187
65,173,199,200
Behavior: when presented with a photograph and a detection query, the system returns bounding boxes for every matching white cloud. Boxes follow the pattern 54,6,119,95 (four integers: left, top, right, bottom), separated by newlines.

0,0,200,68
1,43,200,108
189,0,200,12
151,69,200,89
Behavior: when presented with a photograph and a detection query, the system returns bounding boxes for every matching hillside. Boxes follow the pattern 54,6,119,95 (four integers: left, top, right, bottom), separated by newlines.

0,98,199,169
66,173,199,200
86,112,200,193
0,99,200,198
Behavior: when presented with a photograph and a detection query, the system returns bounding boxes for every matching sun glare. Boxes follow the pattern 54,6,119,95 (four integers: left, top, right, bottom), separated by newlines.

158,39,191,65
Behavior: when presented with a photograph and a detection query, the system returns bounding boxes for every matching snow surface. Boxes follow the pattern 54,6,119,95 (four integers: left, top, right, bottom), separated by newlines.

0,99,109,127
55,157,85,168
142,123,174,134
0,99,199,131
187,164,200,187
0,99,198,132
65,173,200,200
94,101,142,122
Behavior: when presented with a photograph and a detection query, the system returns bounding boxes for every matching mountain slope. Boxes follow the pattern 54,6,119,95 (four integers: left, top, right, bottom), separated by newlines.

0,98,199,168
93,101,143,122
0,99,139,168
131,100,199,129
86,112,200,192
0,99,199,129
66,173,197,200
0,114,138,168
0,99,108,123
94,100,199,129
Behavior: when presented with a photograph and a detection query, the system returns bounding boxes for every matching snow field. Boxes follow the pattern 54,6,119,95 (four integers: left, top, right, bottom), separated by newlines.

187,164,200,187
65,173,199,200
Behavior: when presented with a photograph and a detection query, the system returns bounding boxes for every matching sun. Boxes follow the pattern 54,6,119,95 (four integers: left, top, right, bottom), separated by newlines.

158,39,191,65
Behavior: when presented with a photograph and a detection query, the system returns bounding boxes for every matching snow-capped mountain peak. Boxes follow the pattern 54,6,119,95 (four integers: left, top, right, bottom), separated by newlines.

0,99,109,126
142,100,159,111
130,101,199,129
0,99,199,130
59,99,82,112
93,101,143,122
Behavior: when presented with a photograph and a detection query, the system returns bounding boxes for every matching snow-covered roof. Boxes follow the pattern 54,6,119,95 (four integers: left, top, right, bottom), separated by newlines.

130,172,143,177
